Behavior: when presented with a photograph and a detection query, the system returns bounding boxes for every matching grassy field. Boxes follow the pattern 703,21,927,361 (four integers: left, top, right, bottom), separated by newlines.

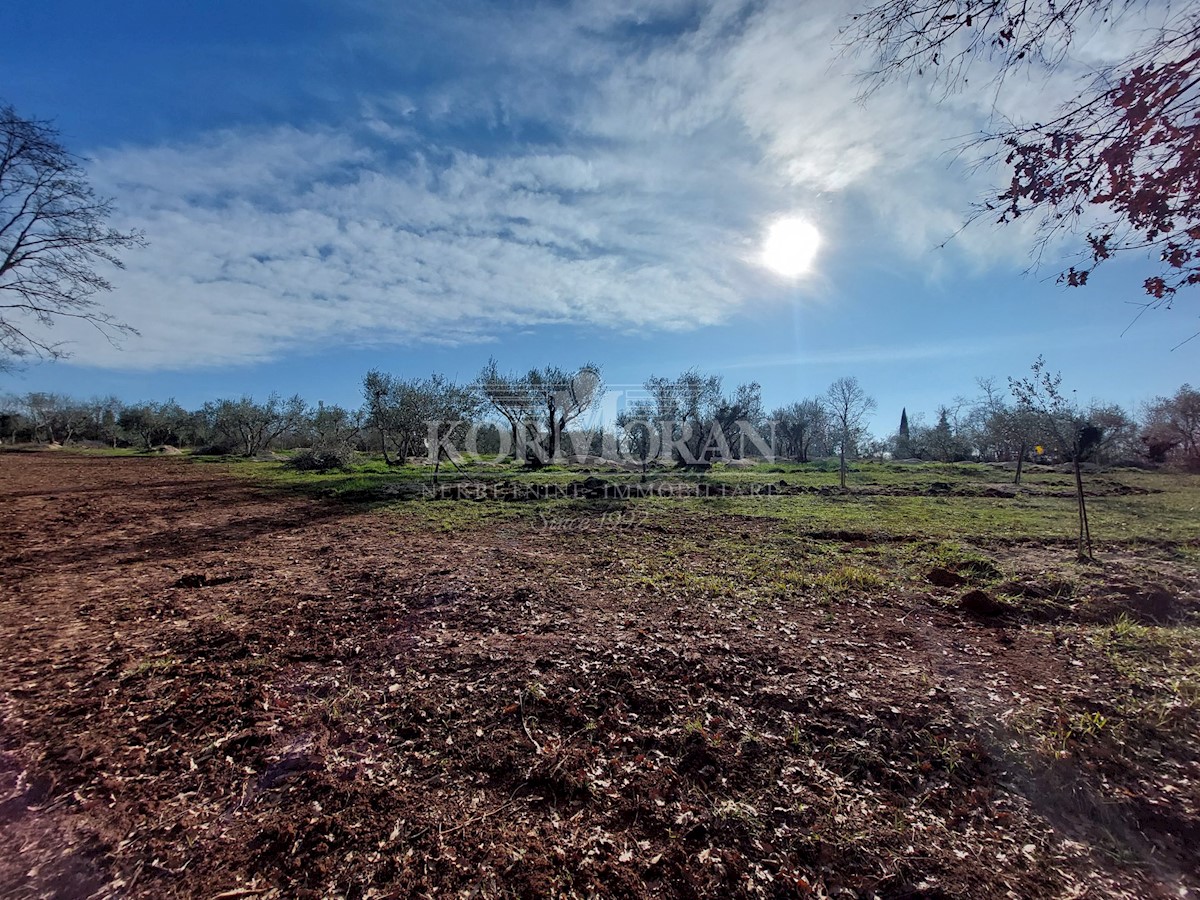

225,452,1200,544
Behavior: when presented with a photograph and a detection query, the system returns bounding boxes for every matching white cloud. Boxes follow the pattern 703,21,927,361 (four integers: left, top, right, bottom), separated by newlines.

53,0,1143,369
74,122,758,368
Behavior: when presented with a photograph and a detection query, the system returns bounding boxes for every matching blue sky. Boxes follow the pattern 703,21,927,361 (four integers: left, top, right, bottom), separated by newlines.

2,0,1195,433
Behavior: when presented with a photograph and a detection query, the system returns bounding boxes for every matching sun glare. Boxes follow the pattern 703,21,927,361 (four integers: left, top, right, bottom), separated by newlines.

760,217,821,278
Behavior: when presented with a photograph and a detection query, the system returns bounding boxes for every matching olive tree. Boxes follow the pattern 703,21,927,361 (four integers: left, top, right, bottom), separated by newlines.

362,370,431,465
476,357,538,461
206,394,308,457
616,399,659,477
772,399,828,462
643,370,723,465
525,364,604,464
477,360,603,465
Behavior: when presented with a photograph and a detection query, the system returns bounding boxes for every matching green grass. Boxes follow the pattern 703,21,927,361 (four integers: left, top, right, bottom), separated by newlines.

125,655,181,677
1087,618,1200,742
196,454,1198,612
650,488,1200,543
134,450,1200,546
48,445,147,457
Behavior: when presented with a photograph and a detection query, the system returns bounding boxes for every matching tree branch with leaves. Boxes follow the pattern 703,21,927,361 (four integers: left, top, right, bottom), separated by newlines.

846,2,1200,329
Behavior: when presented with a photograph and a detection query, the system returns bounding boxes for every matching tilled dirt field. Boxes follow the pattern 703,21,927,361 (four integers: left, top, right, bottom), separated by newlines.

1,451,1198,898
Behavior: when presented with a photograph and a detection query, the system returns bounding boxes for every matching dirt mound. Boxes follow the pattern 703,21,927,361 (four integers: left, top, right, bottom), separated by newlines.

928,567,966,587
1081,585,1188,624
959,588,1009,617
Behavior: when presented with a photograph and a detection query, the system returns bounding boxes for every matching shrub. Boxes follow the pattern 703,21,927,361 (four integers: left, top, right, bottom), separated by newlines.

192,443,235,457
289,446,355,472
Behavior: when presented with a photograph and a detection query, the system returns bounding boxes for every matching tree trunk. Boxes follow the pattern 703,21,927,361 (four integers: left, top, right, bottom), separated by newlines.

839,436,847,489
549,413,563,462
1073,456,1093,560
379,427,392,466
509,421,520,462
1014,443,1026,485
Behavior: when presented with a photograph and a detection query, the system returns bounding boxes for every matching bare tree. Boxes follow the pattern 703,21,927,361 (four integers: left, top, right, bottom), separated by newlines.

1141,384,1200,466
824,377,877,488
846,2,1200,323
1009,357,1103,558
1,103,144,367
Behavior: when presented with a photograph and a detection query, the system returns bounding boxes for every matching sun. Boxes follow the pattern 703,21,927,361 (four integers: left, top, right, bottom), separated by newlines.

760,217,821,278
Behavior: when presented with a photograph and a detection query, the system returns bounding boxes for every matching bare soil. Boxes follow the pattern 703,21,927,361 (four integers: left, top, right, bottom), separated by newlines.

1,452,1197,899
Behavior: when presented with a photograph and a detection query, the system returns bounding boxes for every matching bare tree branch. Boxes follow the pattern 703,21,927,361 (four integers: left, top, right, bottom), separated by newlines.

0,102,145,368
845,2,1200,313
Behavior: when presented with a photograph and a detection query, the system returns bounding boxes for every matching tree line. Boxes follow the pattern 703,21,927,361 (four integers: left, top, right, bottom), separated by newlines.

2,360,1198,478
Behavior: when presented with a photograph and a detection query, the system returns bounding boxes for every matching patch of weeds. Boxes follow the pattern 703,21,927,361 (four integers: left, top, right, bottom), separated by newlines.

817,564,884,595
239,655,274,672
1108,613,1144,648
737,730,764,751
1091,618,1200,736
684,716,721,745
1068,711,1109,741
524,680,546,702
712,799,759,822
1048,709,1111,753
767,568,817,599
126,655,180,678
919,732,965,774
400,500,540,533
